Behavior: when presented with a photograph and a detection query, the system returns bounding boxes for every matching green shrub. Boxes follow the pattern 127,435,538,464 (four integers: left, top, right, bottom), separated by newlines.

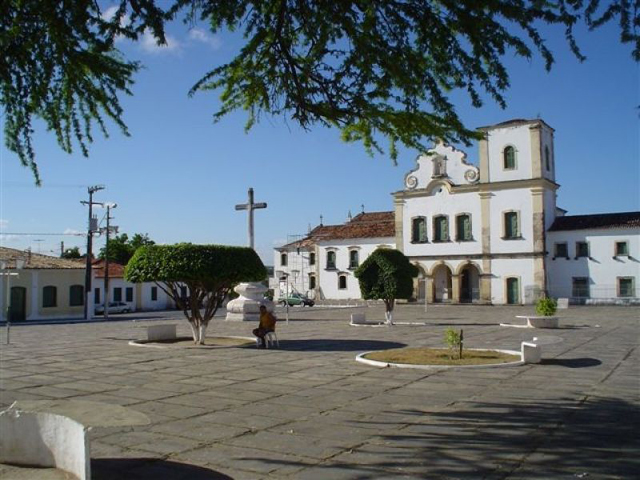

444,328,463,360
536,297,557,316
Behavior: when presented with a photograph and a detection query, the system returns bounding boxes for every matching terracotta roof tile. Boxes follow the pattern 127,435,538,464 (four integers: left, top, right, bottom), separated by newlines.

548,212,640,232
0,247,85,269
92,259,126,278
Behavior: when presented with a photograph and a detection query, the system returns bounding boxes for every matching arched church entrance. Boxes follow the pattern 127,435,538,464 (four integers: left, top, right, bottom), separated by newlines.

459,264,480,303
432,264,452,303
413,264,427,301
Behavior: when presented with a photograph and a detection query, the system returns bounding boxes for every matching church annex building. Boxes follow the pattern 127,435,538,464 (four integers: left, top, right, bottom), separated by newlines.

274,119,639,305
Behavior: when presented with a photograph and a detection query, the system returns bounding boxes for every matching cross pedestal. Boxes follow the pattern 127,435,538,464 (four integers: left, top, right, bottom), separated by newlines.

226,188,275,322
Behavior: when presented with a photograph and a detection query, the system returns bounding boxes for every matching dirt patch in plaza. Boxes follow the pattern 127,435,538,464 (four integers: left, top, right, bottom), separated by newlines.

364,348,520,366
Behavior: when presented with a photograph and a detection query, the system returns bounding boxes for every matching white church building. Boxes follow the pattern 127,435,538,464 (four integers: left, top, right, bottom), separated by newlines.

274,119,639,305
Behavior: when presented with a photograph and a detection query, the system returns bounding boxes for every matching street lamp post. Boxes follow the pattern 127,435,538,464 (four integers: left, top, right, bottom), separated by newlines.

2,259,25,345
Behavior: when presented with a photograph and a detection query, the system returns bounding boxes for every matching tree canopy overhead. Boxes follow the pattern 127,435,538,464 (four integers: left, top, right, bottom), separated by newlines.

2,1,638,184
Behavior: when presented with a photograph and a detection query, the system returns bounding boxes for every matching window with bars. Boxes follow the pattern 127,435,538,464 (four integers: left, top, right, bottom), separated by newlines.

572,277,590,298
326,251,336,269
43,286,57,308
503,146,516,170
338,275,347,289
411,217,427,243
69,285,84,306
554,243,568,258
576,242,589,258
618,277,634,297
113,287,122,302
349,250,359,269
504,212,520,239
433,215,449,242
615,241,629,256
455,214,472,241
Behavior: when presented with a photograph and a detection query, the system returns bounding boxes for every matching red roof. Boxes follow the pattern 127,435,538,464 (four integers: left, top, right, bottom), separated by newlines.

92,259,125,278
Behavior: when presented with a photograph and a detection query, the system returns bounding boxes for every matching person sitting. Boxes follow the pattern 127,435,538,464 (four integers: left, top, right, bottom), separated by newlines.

253,305,277,348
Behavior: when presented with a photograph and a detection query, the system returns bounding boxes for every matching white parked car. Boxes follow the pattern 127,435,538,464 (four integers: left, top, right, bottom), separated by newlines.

95,301,131,315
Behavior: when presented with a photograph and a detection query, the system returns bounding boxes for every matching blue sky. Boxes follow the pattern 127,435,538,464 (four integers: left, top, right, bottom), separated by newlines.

1,11,638,265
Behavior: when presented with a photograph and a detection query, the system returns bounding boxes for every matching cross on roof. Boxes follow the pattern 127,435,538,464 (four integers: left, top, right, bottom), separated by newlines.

235,188,267,250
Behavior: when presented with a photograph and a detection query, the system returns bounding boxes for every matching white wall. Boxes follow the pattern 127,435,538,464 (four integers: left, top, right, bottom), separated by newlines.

403,189,482,256
486,126,533,182
491,259,536,304
317,237,395,300
546,228,640,300
489,188,535,253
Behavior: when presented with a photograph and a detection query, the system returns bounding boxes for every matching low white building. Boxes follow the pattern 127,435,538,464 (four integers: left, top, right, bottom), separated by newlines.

546,213,640,303
92,260,174,312
274,118,639,305
274,212,395,300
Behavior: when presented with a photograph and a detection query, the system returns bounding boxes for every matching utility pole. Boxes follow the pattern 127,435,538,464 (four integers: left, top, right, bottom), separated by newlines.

102,204,117,321
81,185,105,319
60,241,64,257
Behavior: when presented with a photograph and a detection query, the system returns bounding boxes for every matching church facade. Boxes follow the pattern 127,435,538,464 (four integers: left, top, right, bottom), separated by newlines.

273,119,639,304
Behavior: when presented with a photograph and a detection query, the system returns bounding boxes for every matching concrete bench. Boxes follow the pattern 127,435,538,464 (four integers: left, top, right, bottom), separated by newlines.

521,336,564,364
350,313,366,324
515,315,559,329
557,298,569,309
147,324,177,341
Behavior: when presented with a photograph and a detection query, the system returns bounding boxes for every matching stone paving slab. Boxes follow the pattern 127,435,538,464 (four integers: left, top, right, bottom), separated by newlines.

0,305,638,479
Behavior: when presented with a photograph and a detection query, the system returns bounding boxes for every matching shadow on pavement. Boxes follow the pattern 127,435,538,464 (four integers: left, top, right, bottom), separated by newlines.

246,396,637,478
243,339,407,352
92,458,232,480
540,357,602,368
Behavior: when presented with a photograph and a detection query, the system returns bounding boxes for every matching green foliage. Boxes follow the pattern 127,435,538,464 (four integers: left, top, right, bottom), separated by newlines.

444,328,462,360
355,249,418,312
99,233,155,265
61,247,81,259
125,243,266,330
536,297,558,316
2,1,638,184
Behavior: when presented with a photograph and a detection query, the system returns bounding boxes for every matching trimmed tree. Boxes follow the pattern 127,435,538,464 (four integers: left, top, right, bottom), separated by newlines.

125,243,266,344
355,249,418,325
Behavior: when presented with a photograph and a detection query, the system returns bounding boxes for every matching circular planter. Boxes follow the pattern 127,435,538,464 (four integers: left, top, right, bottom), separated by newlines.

356,348,523,370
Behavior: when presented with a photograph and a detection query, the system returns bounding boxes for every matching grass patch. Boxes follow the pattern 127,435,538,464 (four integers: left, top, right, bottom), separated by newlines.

364,347,520,366
148,336,253,347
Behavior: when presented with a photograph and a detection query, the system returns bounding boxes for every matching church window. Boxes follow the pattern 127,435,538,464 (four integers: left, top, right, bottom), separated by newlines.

572,277,590,298
411,217,427,243
113,287,122,302
326,251,336,269
503,211,520,239
280,252,287,266
349,250,359,269
544,146,551,171
433,215,449,242
618,277,634,297
309,274,316,289
554,243,568,259
43,286,57,308
338,275,347,290
575,242,589,258
455,214,472,241
503,146,516,170
615,241,629,256
309,252,316,265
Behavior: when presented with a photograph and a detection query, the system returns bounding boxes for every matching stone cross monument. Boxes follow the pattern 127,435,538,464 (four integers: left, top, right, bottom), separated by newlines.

226,188,275,322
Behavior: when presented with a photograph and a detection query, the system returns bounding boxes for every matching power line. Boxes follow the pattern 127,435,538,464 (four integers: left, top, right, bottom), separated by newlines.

0,232,86,236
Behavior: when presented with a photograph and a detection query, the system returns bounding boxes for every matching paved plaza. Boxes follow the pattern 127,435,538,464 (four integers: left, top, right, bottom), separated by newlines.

1,305,638,479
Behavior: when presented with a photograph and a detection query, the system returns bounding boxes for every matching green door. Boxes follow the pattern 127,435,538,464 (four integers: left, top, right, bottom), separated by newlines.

10,286,27,321
506,278,519,305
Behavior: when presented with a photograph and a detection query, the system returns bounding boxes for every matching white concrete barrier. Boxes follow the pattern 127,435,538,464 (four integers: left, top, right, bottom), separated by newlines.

514,315,559,329
0,406,90,480
557,298,569,309
147,324,177,341
521,342,542,364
